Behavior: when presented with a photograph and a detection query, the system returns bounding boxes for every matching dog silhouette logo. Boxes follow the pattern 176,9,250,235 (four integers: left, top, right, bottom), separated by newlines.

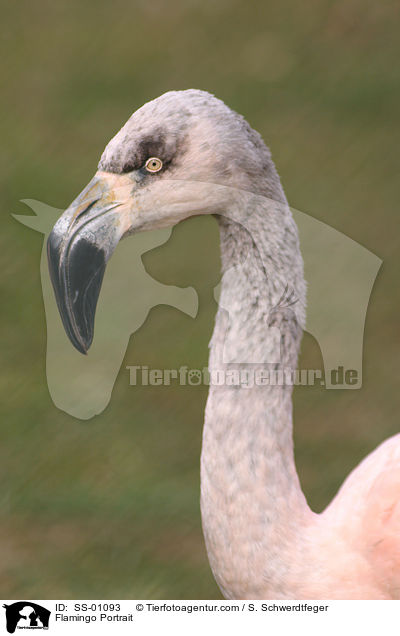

2,602,50,633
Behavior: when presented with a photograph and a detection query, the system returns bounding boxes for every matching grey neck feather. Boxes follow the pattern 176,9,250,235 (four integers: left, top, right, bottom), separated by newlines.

200,189,313,599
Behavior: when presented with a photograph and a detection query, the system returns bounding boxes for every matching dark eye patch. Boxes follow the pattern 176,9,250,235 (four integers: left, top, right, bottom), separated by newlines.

121,137,165,173
99,123,187,176
121,160,138,174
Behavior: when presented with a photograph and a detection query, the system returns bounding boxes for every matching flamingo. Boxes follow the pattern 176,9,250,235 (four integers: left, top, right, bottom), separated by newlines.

47,89,400,599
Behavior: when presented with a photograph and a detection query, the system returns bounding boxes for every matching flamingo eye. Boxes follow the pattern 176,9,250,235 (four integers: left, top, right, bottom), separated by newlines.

145,157,163,173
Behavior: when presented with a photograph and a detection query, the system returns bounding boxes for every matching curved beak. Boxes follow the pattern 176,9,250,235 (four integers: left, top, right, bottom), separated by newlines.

47,172,131,354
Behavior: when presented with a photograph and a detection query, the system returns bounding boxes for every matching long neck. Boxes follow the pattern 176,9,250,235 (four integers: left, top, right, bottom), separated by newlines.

200,194,314,599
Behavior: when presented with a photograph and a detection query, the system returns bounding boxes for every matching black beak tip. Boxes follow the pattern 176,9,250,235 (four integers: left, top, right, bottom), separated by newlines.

47,230,106,355
73,338,90,356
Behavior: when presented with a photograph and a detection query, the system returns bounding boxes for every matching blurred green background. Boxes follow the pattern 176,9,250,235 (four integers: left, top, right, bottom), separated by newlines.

1,0,399,598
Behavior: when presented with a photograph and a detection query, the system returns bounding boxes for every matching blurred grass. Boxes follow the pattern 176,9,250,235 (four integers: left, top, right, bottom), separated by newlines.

1,0,399,598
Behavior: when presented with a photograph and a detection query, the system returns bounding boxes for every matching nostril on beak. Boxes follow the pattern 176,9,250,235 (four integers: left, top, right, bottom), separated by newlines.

70,197,101,229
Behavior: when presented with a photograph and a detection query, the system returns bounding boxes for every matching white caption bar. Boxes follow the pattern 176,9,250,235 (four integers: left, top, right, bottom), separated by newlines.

1,600,398,635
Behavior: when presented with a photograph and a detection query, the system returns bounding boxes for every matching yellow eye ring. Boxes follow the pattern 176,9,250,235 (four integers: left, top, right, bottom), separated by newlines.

145,157,163,173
